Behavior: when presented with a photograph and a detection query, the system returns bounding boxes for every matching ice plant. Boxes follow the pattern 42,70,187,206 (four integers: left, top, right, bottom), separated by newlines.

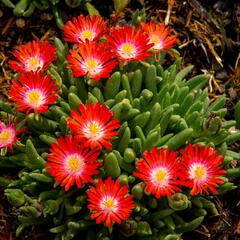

180,144,226,196
67,42,117,81
141,21,177,52
87,177,135,227
67,102,120,150
9,72,59,114
63,15,108,44
134,147,183,199
105,26,153,62
46,135,101,191
8,40,56,73
0,118,23,152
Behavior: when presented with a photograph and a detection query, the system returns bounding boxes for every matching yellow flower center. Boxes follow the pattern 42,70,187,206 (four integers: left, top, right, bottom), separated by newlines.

82,58,102,76
84,121,103,140
86,59,98,70
119,43,136,59
191,165,207,181
26,57,43,71
150,35,160,44
81,30,95,41
0,128,14,145
26,90,44,108
65,154,85,174
152,167,169,186
101,197,117,212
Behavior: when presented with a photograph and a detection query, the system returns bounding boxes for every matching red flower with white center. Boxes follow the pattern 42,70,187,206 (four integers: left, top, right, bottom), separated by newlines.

46,135,101,191
0,117,24,152
67,42,117,81
134,147,183,199
63,15,108,44
105,26,153,62
87,177,135,227
180,144,226,196
141,21,177,52
9,40,56,73
9,72,59,114
67,102,120,150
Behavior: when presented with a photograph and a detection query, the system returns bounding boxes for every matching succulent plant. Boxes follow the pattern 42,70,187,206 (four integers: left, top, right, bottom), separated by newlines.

0,15,239,240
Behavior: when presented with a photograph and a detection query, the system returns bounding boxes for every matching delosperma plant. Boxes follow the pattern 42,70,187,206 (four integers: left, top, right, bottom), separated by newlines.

0,15,240,240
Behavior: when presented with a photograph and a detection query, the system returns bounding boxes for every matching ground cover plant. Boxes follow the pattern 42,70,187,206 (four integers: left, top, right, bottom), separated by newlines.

0,12,240,240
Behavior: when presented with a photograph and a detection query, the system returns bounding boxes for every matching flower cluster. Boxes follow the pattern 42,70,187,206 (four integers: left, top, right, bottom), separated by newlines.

64,15,177,81
134,144,226,198
4,15,230,233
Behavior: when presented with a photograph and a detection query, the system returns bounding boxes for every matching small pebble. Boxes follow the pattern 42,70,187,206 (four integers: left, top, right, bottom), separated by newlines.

215,70,229,80
16,18,26,28
40,13,53,21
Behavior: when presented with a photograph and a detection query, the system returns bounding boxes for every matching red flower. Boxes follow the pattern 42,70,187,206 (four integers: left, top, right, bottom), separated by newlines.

46,135,101,191
9,40,56,73
87,177,135,227
105,26,153,62
0,117,24,152
63,15,108,44
141,21,177,52
134,147,183,199
9,72,59,114
67,102,120,150
67,42,117,81
180,144,226,196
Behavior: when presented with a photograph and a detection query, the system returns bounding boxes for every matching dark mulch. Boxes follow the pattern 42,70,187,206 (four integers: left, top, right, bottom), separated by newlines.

0,0,239,239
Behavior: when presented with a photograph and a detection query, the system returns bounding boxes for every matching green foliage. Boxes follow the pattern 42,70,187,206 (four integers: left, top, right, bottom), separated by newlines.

0,0,98,28
0,37,240,240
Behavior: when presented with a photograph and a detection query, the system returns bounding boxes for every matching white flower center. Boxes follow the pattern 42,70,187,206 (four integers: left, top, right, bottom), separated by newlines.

83,121,104,140
25,89,45,109
65,154,85,175
80,30,95,41
26,56,43,71
189,164,207,182
100,196,118,212
0,127,15,146
151,167,169,186
150,34,163,50
82,58,103,76
118,42,137,59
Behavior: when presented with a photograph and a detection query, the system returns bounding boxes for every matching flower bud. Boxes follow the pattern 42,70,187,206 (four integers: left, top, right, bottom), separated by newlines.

168,193,190,211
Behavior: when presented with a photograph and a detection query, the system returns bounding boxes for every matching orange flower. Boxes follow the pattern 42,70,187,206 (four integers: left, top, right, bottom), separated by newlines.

63,15,108,44
134,147,183,199
180,144,226,195
67,42,117,81
9,40,56,73
141,21,177,52
9,72,59,114
67,102,120,150
87,177,135,227
0,117,24,152
46,135,101,191
106,26,153,62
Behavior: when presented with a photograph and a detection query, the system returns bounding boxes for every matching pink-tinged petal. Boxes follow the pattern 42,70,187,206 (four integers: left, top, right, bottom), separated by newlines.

9,40,56,73
180,144,226,196
45,135,101,191
67,41,117,81
134,147,184,199
141,21,177,52
0,116,24,152
63,15,108,44
9,72,59,115
67,102,120,150
105,25,154,62
86,177,134,227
